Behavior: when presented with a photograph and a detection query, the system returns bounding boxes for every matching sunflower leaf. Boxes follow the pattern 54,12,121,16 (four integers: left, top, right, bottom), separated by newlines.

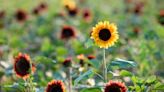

74,69,94,85
80,88,102,92
85,39,95,48
109,58,137,69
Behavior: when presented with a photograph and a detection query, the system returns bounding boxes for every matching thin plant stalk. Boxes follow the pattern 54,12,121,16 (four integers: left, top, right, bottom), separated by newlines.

68,67,72,92
103,49,107,83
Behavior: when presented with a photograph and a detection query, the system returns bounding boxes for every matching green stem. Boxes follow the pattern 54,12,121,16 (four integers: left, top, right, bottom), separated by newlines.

68,67,72,92
103,49,107,83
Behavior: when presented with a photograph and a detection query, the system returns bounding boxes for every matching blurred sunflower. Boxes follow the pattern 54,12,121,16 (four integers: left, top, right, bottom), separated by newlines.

77,54,85,66
157,10,164,25
14,53,35,80
91,21,119,49
63,57,72,67
0,10,5,19
15,9,28,22
61,25,76,40
87,55,96,60
32,2,48,15
46,80,65,92
82,9,92,22
104,81,127,92
63,0,78,16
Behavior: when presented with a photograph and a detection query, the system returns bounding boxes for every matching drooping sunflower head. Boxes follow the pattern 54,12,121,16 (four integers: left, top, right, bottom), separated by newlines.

15,9,28,22
61,25,76,40
104,81,127,92
14,53,35,79
91,21,119,49
46,80,65,92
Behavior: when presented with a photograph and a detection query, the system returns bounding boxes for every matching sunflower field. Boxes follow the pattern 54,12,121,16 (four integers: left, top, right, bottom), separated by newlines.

0,0,164,92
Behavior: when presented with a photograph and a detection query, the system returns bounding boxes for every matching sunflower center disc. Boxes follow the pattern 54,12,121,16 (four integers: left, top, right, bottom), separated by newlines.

99,29,111,41
16,57,30,76
63,28,74,38
50,85,63,92
108,86,121,92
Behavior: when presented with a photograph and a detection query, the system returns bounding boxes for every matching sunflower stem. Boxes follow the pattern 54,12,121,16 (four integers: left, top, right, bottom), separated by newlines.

103,49,107,83
68,67,72,92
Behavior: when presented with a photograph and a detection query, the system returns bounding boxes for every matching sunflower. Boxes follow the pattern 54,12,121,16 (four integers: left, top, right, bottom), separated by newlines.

0,10,5,19
82,9,92,22
14,53,35,80
61,25,76,40
63,0,76,10
87,55,96,60
63,57,72,67
77,54,85,67
63,0,78,16
157,10,164,25
15,9,28,22
46,80,65,92
104,81,127,92
91,21,119,49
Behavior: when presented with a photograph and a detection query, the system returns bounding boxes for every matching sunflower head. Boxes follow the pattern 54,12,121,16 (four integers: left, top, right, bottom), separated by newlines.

38,2,48,11
91,21,119,49
134,2,144,15
15,9,28,22
32,7,40,15
46,80,65,92
157,10,164,25
61,25,76,40
14,53,35,80
63,57,72,67
87,55,96,60
0,10,5,19
63,0,78,16
82,9,92,22
104,81,127,92
77,54,85,66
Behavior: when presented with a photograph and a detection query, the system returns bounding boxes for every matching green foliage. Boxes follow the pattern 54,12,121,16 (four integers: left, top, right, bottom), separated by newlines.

80,88,102,92
110,58,137,69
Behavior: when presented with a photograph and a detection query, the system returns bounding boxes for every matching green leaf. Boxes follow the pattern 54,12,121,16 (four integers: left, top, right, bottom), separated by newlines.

74,69,94,85
146,75,156,84
80,88,102,92
154,82,164,90
34,56,56,64
110,58,137,68
88,59,101,69
0,71,5,78
120,70,133,77
85,39,95,48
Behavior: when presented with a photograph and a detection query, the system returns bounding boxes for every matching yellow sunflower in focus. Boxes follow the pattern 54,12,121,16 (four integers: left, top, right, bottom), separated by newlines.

91,21,119,49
